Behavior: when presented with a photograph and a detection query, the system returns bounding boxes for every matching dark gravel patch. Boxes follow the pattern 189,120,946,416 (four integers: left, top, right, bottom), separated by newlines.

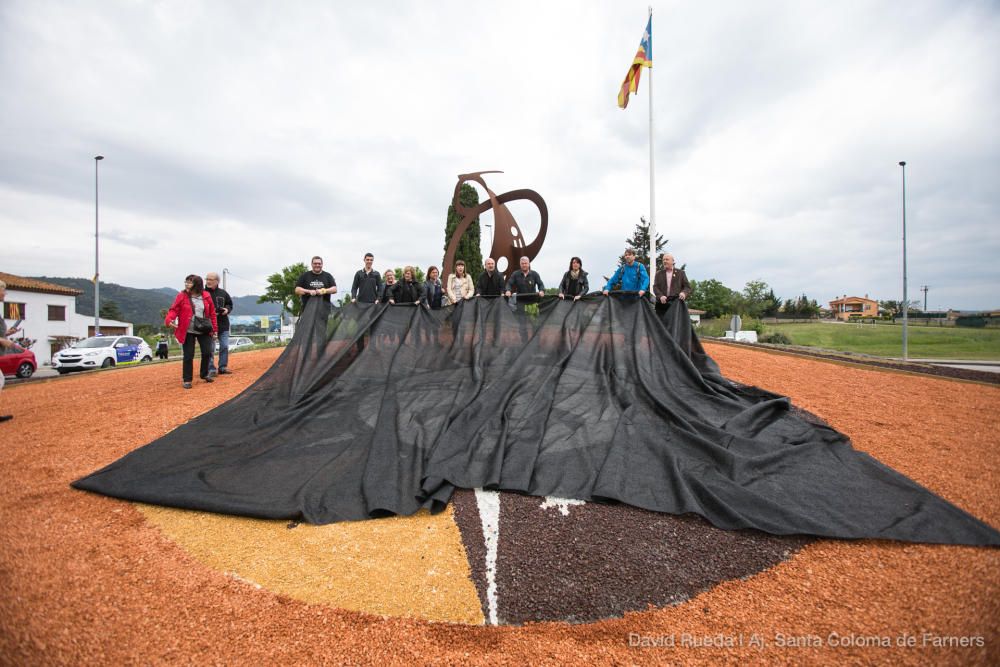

452,489,811,625
451,489,491,621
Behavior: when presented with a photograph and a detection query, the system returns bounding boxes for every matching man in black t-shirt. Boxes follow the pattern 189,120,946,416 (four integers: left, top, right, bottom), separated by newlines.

295,256,337,307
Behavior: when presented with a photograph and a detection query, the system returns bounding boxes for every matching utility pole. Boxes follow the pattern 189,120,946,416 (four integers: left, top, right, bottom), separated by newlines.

920,285,929,312
94,155,104,335
899,161,908,360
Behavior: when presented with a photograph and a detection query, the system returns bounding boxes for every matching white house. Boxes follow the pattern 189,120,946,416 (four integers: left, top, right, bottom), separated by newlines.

1,272,133,366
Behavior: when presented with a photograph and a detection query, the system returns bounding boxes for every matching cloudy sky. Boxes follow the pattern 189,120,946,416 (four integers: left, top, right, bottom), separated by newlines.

2,0,997,310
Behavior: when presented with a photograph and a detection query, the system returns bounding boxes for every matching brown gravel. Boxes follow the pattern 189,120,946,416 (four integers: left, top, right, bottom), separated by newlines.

0,344,997,665
709,337,1000,385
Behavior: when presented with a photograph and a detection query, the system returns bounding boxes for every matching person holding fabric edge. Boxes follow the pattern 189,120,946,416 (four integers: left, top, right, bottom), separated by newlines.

476,258,505,297
558,257,589,300
652,253,692,314
295,256,337,306
205,272,233,376
424,267,444,310
165,274,218,389
388,267,425,306
603,248,649,298
445,260,474,304
351,253,382,304
380,269,397,303
504,256,545,306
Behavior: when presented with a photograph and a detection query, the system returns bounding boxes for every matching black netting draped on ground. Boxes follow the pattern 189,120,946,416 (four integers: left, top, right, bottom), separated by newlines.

73,295,999,545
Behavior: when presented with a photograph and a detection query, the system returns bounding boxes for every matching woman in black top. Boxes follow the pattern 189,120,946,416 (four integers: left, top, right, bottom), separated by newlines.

423,266,444,310
380,269,397,303
388,266,425,305
558,257,589,301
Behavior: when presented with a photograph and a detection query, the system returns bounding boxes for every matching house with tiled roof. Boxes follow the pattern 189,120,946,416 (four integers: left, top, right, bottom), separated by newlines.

828,294,878,321
1,271,132,366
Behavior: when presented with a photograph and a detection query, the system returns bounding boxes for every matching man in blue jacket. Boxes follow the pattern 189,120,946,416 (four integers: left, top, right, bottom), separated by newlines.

602,249,649,298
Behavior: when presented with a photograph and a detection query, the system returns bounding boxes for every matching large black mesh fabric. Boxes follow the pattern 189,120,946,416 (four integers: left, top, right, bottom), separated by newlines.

73,296,999,545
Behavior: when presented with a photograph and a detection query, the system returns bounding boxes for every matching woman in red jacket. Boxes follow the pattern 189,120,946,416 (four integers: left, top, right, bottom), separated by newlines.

165,274,218,389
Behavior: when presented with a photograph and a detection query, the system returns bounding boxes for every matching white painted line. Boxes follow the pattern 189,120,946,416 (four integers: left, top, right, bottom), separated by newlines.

540,496,586,516
474,488,500,626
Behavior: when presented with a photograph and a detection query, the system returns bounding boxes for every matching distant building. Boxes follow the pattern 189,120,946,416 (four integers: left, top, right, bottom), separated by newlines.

828,294,878,321
0,272,133,365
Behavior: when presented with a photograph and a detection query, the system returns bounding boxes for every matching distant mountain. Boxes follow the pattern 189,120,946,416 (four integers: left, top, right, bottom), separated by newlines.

30,277,283,325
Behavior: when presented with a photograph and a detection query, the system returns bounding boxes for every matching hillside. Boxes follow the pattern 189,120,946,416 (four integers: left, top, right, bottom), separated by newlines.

31,277,282,325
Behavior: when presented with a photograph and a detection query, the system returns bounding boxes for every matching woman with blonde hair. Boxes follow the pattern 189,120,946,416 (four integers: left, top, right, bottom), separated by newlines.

388,266,425,305
379,269,396,303
446,260,474,305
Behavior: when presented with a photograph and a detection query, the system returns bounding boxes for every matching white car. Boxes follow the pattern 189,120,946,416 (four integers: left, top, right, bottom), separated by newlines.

229,336,255,351
53,335,153,374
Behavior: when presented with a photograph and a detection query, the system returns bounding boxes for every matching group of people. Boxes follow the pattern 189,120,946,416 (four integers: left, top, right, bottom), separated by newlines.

157,250,689,390
164,271,234,389
295,248,692,312
0,250,694,401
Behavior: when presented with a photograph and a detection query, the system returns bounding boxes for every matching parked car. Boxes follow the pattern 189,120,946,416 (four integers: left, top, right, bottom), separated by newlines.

0,346,37,379
229,336,255,351
52,335,153,374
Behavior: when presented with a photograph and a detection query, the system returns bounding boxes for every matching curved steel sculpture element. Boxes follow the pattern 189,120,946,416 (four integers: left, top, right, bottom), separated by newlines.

443,171,548,281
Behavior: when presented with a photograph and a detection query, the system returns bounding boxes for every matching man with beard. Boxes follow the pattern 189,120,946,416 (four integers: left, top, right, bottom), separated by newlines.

295,256,337,306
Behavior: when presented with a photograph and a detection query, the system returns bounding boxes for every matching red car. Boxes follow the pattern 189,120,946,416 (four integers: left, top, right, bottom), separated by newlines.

0,346,37,379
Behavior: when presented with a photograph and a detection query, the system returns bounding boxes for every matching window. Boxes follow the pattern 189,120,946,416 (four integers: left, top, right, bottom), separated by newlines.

3,302,25,320
48,305,66,321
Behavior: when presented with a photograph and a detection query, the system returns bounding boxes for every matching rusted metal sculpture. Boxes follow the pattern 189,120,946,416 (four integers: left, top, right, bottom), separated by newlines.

443,171,548,281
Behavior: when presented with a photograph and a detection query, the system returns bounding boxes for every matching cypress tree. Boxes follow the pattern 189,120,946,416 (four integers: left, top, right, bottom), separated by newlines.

443,183,483,282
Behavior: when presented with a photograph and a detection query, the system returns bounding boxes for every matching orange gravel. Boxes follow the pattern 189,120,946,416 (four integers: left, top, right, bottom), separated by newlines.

0,344,997,665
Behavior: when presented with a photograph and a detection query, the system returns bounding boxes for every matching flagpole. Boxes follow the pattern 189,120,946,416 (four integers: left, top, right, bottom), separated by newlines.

647,6,656,283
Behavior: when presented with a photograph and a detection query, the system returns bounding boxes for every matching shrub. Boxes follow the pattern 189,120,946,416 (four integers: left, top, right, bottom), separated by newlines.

759,332,792,345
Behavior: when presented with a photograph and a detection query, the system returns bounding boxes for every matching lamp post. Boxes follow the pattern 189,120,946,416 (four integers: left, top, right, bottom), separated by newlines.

899,161,907,360
94,155,104,336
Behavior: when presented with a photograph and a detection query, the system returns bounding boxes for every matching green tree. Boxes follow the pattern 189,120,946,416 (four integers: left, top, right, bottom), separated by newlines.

688,278,738,319
259,262,308,317
99,300,125,321
740,280,771,318
786,293,820,318
878,299,920,317
761,288,782,317
617,216,668,270
443,183,483,282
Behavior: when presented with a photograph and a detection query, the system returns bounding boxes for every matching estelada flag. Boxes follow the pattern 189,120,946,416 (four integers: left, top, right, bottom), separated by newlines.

618,17,652,109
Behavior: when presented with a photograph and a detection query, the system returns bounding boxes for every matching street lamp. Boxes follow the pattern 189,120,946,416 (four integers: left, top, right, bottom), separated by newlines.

94,155,104,336
899,160,907,360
